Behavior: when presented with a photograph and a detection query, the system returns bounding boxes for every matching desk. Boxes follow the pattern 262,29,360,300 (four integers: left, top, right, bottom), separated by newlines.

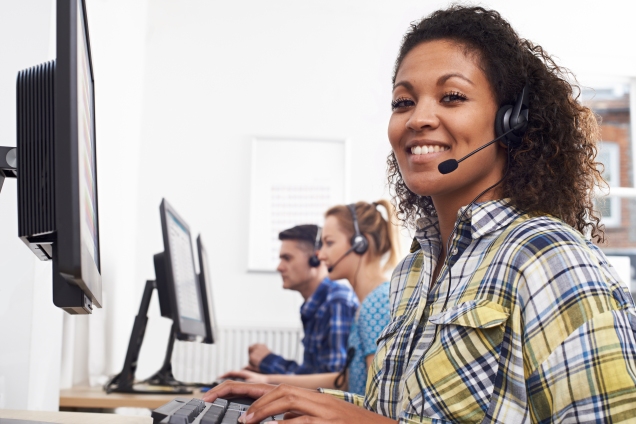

0,409,151,424
59,386,202,410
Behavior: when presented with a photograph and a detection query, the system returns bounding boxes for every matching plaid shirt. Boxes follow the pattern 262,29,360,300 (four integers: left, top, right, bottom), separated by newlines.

260,277,358,375
321,199,636,423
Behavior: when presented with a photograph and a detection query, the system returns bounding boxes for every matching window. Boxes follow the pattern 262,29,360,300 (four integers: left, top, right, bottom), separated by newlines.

580,79,635,246
595,142,620,227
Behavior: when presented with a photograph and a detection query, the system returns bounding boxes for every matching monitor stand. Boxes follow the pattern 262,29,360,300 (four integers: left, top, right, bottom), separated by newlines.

104,280,191,394
141,322,182,387
0,146,17,195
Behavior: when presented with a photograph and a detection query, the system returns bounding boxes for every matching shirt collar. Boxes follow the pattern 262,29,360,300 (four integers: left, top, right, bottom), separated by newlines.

411,199,521,252
467,198,521,239
300,277,331,319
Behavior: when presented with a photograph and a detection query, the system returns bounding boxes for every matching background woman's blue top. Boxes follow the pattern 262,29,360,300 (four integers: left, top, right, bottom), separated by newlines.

347,281,390,395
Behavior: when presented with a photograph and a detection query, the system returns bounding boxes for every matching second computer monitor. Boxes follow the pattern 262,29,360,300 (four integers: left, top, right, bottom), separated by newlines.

159,199,206,339
196,235,218,344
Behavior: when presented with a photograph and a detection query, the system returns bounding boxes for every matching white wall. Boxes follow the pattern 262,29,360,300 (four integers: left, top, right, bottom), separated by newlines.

1,0,635,401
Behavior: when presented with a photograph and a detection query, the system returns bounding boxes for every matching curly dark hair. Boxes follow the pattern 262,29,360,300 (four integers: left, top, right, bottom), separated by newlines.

387,5,605,242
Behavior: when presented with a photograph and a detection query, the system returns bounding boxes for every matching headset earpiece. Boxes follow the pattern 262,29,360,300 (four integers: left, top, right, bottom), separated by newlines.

495,83,529,148
351,234,369,255
308,226,322,268
308,254,321,267
347,204,369,255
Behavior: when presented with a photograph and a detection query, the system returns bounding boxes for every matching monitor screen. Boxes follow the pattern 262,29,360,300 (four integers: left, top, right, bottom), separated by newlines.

160,199,206,338
166,210,202,323
77,1,99,271
197,235,218,344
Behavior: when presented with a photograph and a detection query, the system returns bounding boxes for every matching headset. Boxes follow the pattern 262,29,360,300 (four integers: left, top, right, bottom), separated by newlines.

495,83,530,148
308,226,322,268
347,204,369,255
327,204,369,273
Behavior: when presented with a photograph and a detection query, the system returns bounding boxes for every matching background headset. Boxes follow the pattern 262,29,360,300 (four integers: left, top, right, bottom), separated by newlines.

327,204,369,273
308,226,322,268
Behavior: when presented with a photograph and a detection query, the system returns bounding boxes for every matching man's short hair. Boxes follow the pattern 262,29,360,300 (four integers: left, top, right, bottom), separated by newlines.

279,224,319,253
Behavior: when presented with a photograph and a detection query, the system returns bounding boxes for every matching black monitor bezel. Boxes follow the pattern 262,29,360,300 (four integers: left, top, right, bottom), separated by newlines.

54,0,102,307
159,199,207,339
196,235,218,344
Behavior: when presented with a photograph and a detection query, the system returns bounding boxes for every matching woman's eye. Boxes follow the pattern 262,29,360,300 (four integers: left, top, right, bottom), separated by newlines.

391,97,415,111
441,91,467,103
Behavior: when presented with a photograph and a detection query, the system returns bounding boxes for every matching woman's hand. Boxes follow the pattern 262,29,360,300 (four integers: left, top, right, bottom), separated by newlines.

201,380,276,403
237,384,397,424
219,369,269,384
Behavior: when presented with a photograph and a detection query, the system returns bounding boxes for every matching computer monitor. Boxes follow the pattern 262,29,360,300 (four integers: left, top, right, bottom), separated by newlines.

106,201,217,393
159,199,207,339
197,235,218,344
11,0,101,314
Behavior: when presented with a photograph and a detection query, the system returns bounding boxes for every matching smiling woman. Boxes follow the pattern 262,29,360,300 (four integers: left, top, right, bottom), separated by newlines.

202,5,636,424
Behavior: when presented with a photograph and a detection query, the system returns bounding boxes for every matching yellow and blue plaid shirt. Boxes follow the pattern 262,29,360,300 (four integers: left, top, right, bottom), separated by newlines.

321,199,636,423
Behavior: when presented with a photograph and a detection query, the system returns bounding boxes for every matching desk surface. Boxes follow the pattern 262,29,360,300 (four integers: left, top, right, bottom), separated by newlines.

0,409,151,424
59,386,202,410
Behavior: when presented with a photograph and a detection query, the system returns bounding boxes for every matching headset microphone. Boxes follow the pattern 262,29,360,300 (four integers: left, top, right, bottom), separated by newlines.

438,127,516,175
327,204,369,273
327,246,356,273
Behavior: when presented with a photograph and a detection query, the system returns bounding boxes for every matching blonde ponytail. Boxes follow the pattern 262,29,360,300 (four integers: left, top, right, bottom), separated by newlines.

374,199,401,273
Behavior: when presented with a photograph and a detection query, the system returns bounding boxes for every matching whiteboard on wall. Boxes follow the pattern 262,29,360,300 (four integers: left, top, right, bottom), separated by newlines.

248,138,348,272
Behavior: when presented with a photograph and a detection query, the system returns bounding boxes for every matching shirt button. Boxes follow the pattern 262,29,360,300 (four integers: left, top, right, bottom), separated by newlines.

451,248,458,256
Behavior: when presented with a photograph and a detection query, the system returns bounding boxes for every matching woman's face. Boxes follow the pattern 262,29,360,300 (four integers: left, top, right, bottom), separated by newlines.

318,215,359,282
389,39,506,204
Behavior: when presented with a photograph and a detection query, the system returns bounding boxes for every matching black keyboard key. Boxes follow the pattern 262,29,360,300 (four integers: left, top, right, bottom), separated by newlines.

213,398,229,408
168,415,189,424
201,404,226,424
152,398,189,422
151,397,254,424
220,409,241,424
187,399,205,415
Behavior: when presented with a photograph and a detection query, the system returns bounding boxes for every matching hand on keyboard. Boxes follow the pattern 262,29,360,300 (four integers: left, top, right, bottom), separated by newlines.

202,382,397,424
151,397,284,424
218,369,268,384
210,377,246,388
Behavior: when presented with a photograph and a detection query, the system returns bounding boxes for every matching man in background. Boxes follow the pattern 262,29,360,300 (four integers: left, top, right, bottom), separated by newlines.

246,224,359,374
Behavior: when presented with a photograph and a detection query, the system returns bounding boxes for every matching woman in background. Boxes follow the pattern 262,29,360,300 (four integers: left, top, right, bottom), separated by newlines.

220,200,400,395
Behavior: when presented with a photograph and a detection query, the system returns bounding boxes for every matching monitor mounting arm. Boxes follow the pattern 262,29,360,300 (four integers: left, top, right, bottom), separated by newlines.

0,146,17,195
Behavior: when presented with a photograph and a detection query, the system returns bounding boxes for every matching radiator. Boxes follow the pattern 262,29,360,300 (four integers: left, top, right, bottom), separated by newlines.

172,326,304,383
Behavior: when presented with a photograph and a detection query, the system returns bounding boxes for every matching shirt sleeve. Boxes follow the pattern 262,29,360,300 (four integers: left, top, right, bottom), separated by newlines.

258,353,299,375
318,388,366,408
309,299,356,373
526,308,636,422
358,291,390,357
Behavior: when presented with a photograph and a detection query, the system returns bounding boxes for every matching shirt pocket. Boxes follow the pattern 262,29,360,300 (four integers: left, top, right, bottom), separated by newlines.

403,299,510,424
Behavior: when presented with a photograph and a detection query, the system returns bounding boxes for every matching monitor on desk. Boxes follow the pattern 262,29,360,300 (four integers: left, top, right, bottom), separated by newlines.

107,199,211,393
12,0,101,315
156,199,207,340
197,235,218,344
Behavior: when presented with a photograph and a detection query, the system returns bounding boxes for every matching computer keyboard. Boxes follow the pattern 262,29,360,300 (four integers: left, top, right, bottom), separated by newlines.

152,397,285,424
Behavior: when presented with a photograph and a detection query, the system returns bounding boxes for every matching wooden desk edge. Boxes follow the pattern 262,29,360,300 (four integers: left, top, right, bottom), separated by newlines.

0,408,152,424
60,386,202,410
